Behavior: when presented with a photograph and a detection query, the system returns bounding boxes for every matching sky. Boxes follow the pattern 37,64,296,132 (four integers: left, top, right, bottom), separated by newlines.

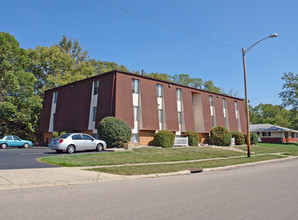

1,0,297,107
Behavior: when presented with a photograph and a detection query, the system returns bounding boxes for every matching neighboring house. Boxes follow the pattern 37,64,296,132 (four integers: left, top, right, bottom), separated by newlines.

250,124,298,143
39,70,247,145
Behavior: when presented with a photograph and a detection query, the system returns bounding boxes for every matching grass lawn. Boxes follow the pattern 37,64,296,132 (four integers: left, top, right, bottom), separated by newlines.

87,155,284,175
38,143,296,175
38,147,245,167
237,142,298,156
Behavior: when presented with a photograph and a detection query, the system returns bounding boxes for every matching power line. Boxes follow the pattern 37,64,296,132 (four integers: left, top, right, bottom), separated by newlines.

96,0,240,50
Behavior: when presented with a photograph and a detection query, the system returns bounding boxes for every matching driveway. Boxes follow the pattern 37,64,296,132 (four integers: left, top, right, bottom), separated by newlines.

0,147,108,170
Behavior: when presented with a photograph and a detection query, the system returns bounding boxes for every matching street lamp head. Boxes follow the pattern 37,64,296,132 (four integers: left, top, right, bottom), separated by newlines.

269,33,278,38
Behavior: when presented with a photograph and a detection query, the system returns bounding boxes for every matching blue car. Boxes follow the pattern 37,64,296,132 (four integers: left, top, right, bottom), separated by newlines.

0,135,33,149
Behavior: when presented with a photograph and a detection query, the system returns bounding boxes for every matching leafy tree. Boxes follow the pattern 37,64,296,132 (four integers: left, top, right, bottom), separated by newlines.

0,32,41,140
250,104,291,128
147,72,172,82
88,59,129,75
27,46,94,94
203,80,221,93
279,72,298,111
57,35,88,63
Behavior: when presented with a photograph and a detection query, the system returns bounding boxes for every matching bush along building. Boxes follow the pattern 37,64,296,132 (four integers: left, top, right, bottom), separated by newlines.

39,70,247,145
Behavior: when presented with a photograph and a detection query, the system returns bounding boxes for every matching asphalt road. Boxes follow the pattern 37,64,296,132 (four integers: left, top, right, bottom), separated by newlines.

0,158,297,219
0,148,108,169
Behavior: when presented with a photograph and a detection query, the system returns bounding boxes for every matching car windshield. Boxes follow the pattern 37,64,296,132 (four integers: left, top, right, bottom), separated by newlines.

59,133,71,139
0,136,4,139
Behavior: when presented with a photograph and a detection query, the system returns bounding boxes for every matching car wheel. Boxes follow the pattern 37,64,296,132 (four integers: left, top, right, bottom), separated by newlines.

1,143,7,149
56,150,63,153
67,145,75,154
23,143,29,148
96,144,103,152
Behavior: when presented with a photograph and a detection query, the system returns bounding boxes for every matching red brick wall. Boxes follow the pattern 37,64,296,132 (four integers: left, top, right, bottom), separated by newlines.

201,93,212,132
39,91,53,132
139,77,159,130
54,80,92,131
213,95,225,127
164,84,179,131
239,101,247,134
182,89,194,131
114,73,134,128
94,73,116,126
227,98,237,132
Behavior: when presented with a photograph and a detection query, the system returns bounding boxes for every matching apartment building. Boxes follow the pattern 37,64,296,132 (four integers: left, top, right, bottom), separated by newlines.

39,70,247,145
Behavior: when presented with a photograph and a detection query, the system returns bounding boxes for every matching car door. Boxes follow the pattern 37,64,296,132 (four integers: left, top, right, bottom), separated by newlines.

5,136,13,146
82,134,96,150
71,134,83,151
13,136,23,147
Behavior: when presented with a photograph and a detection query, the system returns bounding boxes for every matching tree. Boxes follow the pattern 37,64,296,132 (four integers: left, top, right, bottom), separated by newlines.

250,104,291,128
279,72,298,111
27,45,94,94
57,35,88,63
0,32,41,140
203,80,221,93
147,72,172,82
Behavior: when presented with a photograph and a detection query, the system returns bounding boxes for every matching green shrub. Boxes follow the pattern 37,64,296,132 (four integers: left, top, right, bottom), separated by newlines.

231,131,245,145
244,133,259,145
210,126,232,146
182,131,199,146
98,117,132,148
153,130,175,148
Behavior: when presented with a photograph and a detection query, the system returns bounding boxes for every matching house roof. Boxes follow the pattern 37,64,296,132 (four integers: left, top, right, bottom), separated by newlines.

250,124,298,133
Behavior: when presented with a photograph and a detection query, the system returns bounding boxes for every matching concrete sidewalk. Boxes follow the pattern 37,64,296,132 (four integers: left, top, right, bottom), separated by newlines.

1,156,296,191
0,166,190,191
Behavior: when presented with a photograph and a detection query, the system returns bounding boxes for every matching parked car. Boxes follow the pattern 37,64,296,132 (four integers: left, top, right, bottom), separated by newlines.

49,133,106,154
0,135,33,149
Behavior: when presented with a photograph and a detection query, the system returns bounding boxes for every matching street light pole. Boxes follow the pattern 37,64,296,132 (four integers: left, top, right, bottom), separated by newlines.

242,33,278,158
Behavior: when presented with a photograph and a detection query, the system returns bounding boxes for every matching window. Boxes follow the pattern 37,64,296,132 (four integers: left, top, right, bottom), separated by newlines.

209,96,215,127
93,107,97,122
82,135,93,141
53,92,58,104
234,101,239,119
5,136,13,140
93,81,99,95
291,132,295,138
13,136,21,141
176,89,182,101
222,98,228,128
72,134,82,140
133,106,139,121
131,134,139,143
178,112,182,124
157,84,163,97
158,110,163,123
262,132,271,137
132,79,139,94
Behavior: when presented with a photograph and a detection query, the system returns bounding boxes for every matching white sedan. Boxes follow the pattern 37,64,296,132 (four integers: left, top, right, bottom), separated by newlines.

49,133,106,154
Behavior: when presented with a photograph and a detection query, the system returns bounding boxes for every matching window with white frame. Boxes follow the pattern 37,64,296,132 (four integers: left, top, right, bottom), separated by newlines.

93,107,97,122
133,106,139,121
157,84,163,97
93,81,99,95
176,88,181,101
53,92,58,103
209,96,215,128
132,79,139,94
222,98,228,129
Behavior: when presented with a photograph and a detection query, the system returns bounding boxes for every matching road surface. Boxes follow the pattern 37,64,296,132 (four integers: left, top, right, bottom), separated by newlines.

0,158,297,219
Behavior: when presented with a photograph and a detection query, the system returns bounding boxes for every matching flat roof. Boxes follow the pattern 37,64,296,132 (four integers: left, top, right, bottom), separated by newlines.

45,70,244,101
